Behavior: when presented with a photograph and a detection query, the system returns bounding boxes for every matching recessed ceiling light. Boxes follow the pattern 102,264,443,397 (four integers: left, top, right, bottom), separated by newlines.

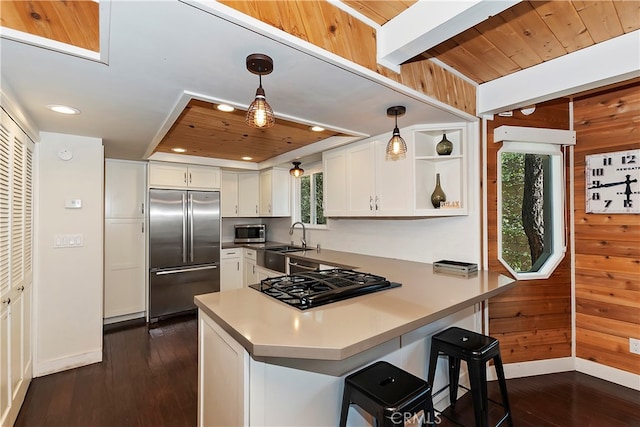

217,104,235,112
46,104,81,115
171,147,187,153
241,156,253,161
310,126,325,132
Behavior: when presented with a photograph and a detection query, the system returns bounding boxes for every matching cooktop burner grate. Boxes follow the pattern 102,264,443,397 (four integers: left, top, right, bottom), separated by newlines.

249,268,401,310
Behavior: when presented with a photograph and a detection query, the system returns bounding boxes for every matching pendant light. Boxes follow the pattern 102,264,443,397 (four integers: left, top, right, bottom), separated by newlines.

246,53,275,128
386,106,407,159
289,161,304,177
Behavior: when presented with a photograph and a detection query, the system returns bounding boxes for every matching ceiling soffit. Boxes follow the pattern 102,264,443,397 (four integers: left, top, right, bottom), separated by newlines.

153,100,346,164
0,0,99,52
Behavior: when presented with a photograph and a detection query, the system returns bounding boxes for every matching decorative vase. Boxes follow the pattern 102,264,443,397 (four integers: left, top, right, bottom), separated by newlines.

436,133,453,155
431,173,446,208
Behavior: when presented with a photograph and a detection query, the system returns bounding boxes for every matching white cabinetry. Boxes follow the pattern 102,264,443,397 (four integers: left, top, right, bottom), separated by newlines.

198,312,249,427
221,171,239,217
323,123,468,217
259,168,290,217
243,249,257,287
322,150,347,216
220,249,243,291
148,162,220,190
104,160,146,321
328,138,413,216
0,109,34,427
221,171,259,217
255,265,280,282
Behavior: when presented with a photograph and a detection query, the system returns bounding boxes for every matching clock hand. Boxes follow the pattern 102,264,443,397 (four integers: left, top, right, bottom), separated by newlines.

588,180,626,189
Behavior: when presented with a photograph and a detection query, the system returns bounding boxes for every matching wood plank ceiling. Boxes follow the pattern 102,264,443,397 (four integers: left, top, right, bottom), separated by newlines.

1,0,637,161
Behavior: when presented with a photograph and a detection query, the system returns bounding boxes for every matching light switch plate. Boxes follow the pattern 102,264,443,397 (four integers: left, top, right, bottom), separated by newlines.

65,199,82,209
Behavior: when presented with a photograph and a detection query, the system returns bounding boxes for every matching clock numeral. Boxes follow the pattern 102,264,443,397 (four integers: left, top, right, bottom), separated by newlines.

591,180,600,187
591,192,600,200
603,157,612,166
622,155,636,164
624,200,633,208
592,168,604,176
604,200,612,208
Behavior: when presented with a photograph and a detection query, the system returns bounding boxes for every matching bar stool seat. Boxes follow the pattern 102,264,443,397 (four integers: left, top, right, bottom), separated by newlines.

340,361,435,426
427,327,513,427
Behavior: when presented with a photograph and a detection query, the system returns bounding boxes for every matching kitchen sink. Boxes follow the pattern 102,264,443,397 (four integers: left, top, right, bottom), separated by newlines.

258,246,306,273
267,245,306,253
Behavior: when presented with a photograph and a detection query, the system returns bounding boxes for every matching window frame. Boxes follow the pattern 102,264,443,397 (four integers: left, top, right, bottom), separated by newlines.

494,126,575,280
292,162,328,230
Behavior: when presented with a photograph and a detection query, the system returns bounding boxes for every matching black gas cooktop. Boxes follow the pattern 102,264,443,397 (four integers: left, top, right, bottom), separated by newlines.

249,268,401,310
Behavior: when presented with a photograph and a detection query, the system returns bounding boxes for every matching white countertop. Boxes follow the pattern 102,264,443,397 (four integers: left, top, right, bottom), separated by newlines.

195,246,516,361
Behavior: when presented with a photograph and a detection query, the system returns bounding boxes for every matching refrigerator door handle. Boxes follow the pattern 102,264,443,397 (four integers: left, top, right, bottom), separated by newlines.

182,193,187,264
154,264,218,275
189,193,194,263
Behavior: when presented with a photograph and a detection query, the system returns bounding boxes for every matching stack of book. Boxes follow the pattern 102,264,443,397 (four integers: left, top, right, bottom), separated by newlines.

433,260,478,277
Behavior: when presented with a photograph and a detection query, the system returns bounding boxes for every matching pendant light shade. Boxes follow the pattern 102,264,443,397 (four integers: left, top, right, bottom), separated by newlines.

246,54,275,128
289,161,304,177
386,106,407,160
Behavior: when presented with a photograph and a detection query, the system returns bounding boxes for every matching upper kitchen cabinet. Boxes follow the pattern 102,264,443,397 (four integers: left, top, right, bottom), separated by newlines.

259,168,290,217
105,160,146,218
323,136,413,217
148,161,220,190
322,123,468,217
322,150,348,216
221,171,259,218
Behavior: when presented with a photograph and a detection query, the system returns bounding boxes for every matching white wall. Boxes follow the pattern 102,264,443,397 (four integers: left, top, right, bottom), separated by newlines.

266,124,482,265
267,214,481,265
34,132,104,376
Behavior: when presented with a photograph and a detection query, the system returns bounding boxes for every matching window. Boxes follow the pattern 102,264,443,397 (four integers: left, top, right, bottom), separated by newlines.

494,126,575,280
296,163,326,226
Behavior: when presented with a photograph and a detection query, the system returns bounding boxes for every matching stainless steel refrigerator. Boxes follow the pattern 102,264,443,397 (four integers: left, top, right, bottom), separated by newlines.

149,189,220,321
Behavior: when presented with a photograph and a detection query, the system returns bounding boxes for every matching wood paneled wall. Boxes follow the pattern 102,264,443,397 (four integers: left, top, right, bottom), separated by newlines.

573,83,640,375
219,0,476,116
486,99,573,363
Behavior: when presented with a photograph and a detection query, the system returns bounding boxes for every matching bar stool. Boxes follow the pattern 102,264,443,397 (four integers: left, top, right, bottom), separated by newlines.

427,327,513,427
340,361,436,426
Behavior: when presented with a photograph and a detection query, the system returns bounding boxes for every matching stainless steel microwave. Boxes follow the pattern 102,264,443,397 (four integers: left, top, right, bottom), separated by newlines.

234,224,266,243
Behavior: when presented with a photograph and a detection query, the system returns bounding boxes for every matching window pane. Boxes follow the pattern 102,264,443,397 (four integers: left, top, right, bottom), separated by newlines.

501,152,551,273
315,172,326,225
301,175,311,224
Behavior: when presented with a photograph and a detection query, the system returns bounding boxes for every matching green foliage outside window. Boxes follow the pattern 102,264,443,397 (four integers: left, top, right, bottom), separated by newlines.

300,172,325,225
501,152,532,271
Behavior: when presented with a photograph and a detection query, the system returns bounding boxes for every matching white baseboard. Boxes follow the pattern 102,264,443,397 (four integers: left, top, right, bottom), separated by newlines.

575,358,640,391
34,349,102,377
103,311,145,325
487,357,574,380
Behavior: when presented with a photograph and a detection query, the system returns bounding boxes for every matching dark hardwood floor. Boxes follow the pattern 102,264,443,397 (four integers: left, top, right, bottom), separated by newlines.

15,316,640,427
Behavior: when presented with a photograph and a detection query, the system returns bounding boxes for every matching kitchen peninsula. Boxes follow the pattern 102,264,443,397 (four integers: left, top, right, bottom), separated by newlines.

195,247,516,426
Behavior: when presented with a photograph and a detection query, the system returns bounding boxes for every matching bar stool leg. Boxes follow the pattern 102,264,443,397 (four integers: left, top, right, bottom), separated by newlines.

427,344,439,392
468,359,489,427
448,356,461,407
339,388,351,427
493,353,514,427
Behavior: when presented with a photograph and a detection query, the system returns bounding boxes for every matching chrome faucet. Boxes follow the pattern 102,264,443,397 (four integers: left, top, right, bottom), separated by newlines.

289,221,307,249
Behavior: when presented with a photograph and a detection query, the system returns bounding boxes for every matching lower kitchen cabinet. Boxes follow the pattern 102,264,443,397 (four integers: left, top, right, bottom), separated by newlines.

255,266,281,282
243,249,257,287
104,219,146,319
220,249,243,291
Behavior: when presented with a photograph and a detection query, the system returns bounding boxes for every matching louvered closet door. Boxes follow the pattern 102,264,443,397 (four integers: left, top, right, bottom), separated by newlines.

0,124,10,298
11,136,24,292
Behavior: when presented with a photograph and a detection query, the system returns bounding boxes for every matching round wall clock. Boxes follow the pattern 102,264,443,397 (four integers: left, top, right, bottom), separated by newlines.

585,149,640,214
